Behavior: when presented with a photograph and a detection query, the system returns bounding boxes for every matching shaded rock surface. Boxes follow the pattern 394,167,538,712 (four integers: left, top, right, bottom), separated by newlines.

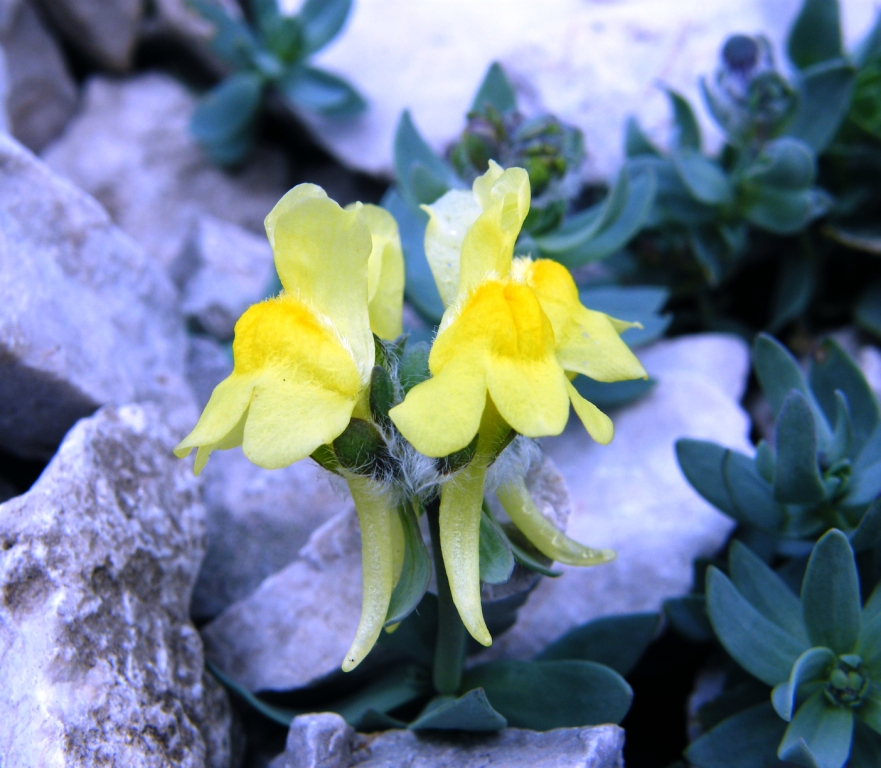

186,335,233,411
0,404,231,767
0,0,77,151
270,712,624,768
42,73,292,272
34,0,142,71
0,134,195,460
201,457,569,693
300,0,874,181
483,333,752,660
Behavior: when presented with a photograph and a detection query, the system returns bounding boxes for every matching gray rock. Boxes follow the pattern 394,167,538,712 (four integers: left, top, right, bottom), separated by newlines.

192,450,344,620
175,215,276,341
0,403,232,768
0,0,77,151
272,712,624,768
34,0,142,72
42,73,292,272
299,0,874,181
201,457,572,693
0,44,8,133
483,333,752,661
186,335,233,409
0,134,195,459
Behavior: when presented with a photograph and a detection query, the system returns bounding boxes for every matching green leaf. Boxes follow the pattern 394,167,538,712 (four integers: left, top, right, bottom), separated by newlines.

393,111,457,208
332,664,431,726
729,541,807,643
534,612,660,675
299,0,352,54
686,702,788,768
779,690,854,768
369,365,394,426
671,149,732,205
724,450,786,531
624,115,659,157
845,460,881,507
470,62,517,114
742,187,828,235
756,440,777,483
188,0,257,69
802,530,861,654
810,339,880,456
279,65,365,117
849,721,881,767
190,72,264,164
206,660,298,726
578,285,671,348
381,189,444,323
399,341,432,394
768,253,817,333
675,440,736,517
788,0,843,69
706,567,807,686
849,500,881,551
479,508,515,585
572,377,656,411
462,660,632,729
665,87,702,150
385,503,431,626
857,613,881,673
774,392,827,504
664,594,714,643
787,60,856,153
743,138,816,190
409,689,507,731
375,593,437,666
772,647,837,721
689,226,727,284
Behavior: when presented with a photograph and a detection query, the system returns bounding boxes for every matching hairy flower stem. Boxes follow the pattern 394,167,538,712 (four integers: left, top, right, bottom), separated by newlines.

425,497,467,695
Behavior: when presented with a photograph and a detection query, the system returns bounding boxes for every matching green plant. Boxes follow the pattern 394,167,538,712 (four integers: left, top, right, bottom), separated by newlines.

688,531,881,768
189,0,365,165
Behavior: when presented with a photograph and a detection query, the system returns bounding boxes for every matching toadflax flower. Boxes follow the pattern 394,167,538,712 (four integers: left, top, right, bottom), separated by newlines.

389,162,648,646
174,182,407,671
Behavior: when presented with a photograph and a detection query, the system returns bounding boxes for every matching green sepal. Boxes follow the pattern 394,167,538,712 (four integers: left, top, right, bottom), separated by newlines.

435,434,479,476
469,62,517,115
685,702,787,768
462,660,632,729
802,530,861,655
774,391,827,504
311,443,341,475
534,612,660,676
399,341,432,394
778,690,854,768
369,365,395,427
478,507,515,585
332,418,387,474
772,647,837,721
787,0,843,70
299,0,352,54
384,503,431,626
409,688,507,731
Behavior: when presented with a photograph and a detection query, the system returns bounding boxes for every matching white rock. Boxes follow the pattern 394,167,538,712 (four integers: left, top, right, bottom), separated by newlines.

0,133,195,459
298,0,875,181
33,0,142,72
0,0,77,151
42,73,292,272
175,215,276,341
483,333,752,660
0,404,232,768
271,712,624,768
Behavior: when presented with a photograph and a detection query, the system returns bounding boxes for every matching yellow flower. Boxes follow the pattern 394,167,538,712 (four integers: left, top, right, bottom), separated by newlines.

388,162,647,646
174,183,405,671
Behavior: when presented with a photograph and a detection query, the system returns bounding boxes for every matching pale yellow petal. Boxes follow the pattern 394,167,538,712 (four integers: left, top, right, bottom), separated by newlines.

566,379,614,445
388,354,487,458
359,204,405,340
264,188,374,379
439,460,492,647
342,475,397,671
497,476,616,566
422,190,481,308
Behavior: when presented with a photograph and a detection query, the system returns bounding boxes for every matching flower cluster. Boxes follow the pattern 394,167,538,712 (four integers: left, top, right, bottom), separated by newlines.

175,163,646,670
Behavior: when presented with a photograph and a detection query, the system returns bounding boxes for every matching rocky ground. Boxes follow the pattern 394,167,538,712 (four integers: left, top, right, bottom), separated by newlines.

1,1,876,766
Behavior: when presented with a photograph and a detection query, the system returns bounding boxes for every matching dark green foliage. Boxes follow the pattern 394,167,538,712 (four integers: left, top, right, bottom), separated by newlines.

188,0,364,165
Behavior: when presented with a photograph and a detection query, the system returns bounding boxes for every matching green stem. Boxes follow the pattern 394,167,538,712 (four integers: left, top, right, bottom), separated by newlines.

425,496,467,695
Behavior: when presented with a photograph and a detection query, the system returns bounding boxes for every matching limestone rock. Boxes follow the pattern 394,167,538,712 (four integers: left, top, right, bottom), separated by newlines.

0,0,77,151
201,456,570,693
483,334,752,661
186,335,233,410
174,215,276,341
0,134,195,459
271,712,624,768
0,404,231,768
42,73,292,272
298,0,874,182
34,0,142,72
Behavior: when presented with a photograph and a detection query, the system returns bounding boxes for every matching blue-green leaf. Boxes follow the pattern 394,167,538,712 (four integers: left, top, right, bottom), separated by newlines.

849,720,881,767
849,500,881,551
299,0,352,54
729,541,807,642
772,647,837,721
191,72,264,143
409,688,507,731
743,138,816,190
676,440,736,517
579,285,671,348
857,613,881,673
742,187,828,235
385,503,431,626
664,594,714,643
188,0,257,69
535,612,660,675
856,695,881,737
279,65,365,117
479,508,515,585
802,530,861,655
333,664,431,726
778,690,854,768
672,149,732,205
462,660,632,729
768,253,817,333
393,111,457,208
856,282,881,342
686,702,787,768
207,661,299,726
787,0,843,69
624,115,659,157
665,87,701,150
706,567,807,686
724,450,786,531
572,377,656,410
470,62,517,114
846,461,881,507
787,60,856,153
774,392,827,504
